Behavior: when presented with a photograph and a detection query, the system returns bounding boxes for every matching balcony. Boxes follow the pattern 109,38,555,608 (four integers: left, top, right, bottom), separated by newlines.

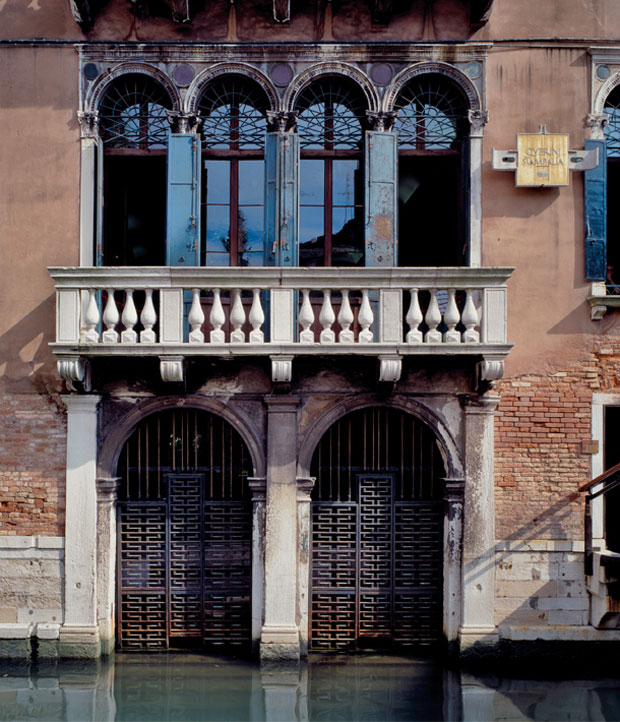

49,266,513,385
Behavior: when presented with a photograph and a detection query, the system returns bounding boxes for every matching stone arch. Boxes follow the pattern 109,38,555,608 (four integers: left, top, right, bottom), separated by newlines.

594,71,620,115
284,62,379,114
98,396,265,482
85,62,181,116
385,61,481,115
297,394,464,481
186,63,279,115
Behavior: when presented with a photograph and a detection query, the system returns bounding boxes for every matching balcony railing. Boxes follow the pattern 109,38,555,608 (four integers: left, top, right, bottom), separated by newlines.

49,266,513,384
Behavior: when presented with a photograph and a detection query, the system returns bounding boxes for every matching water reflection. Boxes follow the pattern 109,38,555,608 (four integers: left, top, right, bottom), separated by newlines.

2,654,620,721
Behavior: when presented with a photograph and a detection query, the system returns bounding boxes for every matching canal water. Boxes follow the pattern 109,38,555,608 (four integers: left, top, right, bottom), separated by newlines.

2,653,620,721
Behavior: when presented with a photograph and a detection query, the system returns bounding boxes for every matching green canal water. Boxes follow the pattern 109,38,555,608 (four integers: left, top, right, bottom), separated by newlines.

1,653,620,721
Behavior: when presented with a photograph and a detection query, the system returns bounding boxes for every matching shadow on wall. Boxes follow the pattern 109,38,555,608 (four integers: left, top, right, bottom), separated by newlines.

0,293,62,398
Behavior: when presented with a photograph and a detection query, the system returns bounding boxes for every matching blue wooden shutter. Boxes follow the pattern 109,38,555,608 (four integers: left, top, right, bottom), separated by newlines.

364,131,398,267
264,131,299,266
166,132,201,266
584,138,607,281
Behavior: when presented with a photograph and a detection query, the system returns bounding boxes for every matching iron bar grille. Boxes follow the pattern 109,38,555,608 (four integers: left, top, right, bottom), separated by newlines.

605,87,620,157
99,74,172,150
310,408,444,652
394,74,469,150
117,409,252,651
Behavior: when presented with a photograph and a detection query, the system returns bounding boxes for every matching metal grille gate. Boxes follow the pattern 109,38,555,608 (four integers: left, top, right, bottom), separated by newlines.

309,408,444,652
116,409,253,651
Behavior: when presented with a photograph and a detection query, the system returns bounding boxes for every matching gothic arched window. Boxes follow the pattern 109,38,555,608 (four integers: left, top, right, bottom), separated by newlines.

295,77,367,266
99,74,173,265
604,87,620,287
197,76,270,266
394,74,469,267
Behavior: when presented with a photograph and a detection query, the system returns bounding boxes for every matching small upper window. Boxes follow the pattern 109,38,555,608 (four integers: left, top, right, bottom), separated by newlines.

394,73,469,150
99,73,172,150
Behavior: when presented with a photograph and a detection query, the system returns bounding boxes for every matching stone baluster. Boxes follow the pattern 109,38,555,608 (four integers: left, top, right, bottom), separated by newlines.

230,289,246,344
299,289,314,344
462,290,480,343
121,289,138,343
443,288,461,343
249,288,265,344
188,288,205,343
337,289,354,343
210,288,226,343
406,288,423,344
101,289,119,344
358,289,374,343
82,289,100,343
319,289,335,344
424,288,442,343
140,289,157,343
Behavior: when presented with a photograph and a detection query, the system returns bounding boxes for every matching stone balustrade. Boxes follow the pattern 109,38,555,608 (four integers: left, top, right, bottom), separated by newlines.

49,266,512,384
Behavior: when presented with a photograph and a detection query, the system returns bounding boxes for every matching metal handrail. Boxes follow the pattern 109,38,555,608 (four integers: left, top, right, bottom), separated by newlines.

580,461,620,575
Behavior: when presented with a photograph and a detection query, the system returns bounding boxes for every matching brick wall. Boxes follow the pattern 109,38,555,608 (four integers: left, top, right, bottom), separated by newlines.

0,394,66,536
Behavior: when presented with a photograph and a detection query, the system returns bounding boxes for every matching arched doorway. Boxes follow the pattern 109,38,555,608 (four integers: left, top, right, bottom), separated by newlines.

115,408,253,651
309,407,446,652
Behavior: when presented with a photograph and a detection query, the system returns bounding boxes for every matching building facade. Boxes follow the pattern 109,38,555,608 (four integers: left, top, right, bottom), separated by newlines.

1,0,620,662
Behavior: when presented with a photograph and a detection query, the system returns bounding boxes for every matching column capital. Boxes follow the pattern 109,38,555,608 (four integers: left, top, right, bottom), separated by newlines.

442,477,465,501
96,477,119,505
77,110,99,139
264,394,300,411
366,110,398,132
266,110,298,133
61,393,101,413
586,112,610,140
468,109,489,138
166,110,202,134
296,477,315,501
461,393,500,414
248,477,267,501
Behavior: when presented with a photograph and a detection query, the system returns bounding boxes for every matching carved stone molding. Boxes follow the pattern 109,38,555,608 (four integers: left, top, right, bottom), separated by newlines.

296,477,315,502
77,110,100,139
57,356,91,392
462,391,501,413
167,110,201,134
248,477,267,502
266,110,298,133
378,355,402,383
271,355,293,383
443,477,465,502
366,110,398,132
96,477,120,506
160,356,185,383
475,358,504,392
587,113,610,140
468,109,489,138
186,63,278,115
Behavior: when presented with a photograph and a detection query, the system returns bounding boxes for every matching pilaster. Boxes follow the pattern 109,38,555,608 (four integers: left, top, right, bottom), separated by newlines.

248,477,267,655
296,477,315,657
443,477,465,650
467,109,488,268
96,477,119,655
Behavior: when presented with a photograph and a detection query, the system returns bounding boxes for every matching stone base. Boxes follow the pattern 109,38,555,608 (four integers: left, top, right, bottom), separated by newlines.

58,625,101,659
37,639,59,659
260,625,300,663
0,639,31,659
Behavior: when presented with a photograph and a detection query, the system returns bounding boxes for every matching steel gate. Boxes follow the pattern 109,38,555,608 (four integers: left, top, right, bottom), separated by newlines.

115,409,253,651
309,408,444,652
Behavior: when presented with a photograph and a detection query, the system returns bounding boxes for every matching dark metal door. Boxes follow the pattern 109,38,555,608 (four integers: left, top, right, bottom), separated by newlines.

117,473,252,651
311,473,442,651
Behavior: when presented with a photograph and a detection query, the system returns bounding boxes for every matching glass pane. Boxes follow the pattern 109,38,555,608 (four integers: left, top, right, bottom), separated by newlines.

238,206,264,260
205,161,230,204
332,207,364,266
299,206,324,267
206,252,231,267
238,161,265,205
333,161,359,206
300,160,324,205
242,252,264,267
206,205,230,252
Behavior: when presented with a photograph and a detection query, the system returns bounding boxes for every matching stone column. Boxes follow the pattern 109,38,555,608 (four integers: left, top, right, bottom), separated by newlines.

296,477,315,657
261,395,300,662
60,394,102,658
77,111,99,267
467,110,489,268
248,477,267,656
443,477,465,653
460,394,500,653
96,477,119,655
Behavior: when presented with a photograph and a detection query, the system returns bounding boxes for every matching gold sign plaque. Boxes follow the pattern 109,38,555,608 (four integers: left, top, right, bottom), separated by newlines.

516,133,569,187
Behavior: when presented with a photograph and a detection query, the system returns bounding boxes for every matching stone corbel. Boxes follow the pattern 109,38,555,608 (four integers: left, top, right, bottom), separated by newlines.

476,357,504,392
296,477,316,502
77,111,100,140
586,113,610,140
167,111,201,134
366,110,398,132
57,356,91,392
468,109,489,138
96,477,120,507
248,477,267,502
378,355,402,384
266,111,298,133
160,356,185,383
271,355,293,383
273,0,290,23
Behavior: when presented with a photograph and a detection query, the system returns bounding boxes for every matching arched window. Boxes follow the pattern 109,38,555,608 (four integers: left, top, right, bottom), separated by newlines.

99,74,173,265
295,77,367,266
197,76,270,267
394,74,469,267
604,87,620,287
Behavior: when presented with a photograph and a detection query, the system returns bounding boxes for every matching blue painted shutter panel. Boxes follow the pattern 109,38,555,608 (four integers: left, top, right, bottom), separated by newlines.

584,138,606,281
166,132,201,266
264,131,299,266
365,131,398,267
